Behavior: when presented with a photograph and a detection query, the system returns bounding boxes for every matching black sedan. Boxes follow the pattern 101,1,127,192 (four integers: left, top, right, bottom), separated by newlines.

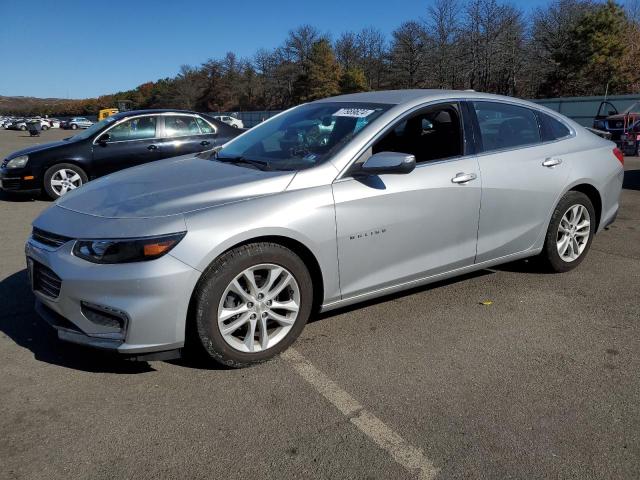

0,109,241,199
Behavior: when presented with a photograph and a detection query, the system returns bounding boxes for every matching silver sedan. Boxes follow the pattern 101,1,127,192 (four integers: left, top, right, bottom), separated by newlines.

27,90,624,366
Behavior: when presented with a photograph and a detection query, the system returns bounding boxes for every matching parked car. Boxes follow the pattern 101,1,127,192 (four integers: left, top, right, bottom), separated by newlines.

6,118,28,131
214,115,244,129
593,101,640,141
25,91,623,367
620,119,640,156
60,117,93,129
47,118,61,128
1,109,240,199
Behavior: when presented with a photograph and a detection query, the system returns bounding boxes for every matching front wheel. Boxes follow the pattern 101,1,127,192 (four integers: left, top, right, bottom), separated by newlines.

191,242,313,367
539,191,595,272
71,124,78,130
43,163,88,199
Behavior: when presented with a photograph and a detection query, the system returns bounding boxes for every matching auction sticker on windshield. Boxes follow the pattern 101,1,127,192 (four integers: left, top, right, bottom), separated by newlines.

332,108,376,118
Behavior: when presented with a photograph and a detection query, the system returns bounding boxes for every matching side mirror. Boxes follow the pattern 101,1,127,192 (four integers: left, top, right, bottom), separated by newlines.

97,133,110,144
360,151,416,175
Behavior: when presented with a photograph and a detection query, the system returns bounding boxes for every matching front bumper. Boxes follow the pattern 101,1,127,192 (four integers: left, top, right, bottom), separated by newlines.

0,167,39,192
26,238,201,355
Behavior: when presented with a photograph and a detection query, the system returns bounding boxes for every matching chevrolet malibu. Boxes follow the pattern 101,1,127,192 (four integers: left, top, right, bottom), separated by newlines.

26,90,624,367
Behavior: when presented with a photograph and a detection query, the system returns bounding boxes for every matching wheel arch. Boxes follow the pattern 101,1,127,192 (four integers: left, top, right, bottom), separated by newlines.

187,234,326,318
568,183,602,231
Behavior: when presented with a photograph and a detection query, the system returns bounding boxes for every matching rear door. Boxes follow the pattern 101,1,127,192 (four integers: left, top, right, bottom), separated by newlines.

91,115,161,176
157,115,217,159
469,101,570,263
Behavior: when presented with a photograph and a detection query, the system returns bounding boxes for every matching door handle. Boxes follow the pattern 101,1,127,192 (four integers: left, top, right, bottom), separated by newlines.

542,157,562,167
451,172,477,184
147,144,158,151
200,140,210,146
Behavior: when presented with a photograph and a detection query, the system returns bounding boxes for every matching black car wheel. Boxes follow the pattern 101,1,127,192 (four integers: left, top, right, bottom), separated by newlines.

43,163,88,199
20,125,27,131
71,124,78,130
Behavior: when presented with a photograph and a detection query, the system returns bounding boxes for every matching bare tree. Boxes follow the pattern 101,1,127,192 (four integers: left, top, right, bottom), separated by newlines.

425,0,462,89
389,22,428,88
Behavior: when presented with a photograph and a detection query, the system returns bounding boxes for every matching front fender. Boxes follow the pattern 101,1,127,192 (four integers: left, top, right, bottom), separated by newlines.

170,185,341,305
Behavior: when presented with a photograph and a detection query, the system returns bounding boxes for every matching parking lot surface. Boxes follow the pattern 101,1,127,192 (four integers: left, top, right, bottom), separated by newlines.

1,128,639,479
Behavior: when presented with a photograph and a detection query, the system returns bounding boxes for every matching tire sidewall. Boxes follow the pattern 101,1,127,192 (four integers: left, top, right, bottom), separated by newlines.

543,191,596,272
194,243,313,367
43,163,88,200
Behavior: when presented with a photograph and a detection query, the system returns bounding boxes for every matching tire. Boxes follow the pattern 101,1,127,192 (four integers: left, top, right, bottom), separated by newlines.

191,242,313,367
43,163,88,200
20,125,27,131
539,191,596,273
71,124,78,130
41,125,48,131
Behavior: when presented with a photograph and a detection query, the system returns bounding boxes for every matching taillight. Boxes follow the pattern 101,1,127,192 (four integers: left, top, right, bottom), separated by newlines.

613,147,624,166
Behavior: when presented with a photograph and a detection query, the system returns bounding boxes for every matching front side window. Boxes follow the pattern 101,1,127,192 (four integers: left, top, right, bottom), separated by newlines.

218,102,390,171
372,103,463,163
473,102,541,152
196,117,215,134
107,116,158,142
164,116,201,137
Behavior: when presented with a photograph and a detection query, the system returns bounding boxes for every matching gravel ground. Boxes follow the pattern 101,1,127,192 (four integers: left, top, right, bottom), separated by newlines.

0,128,638,479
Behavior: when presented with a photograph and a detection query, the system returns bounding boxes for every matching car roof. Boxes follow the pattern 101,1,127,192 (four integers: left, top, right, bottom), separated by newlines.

314,89,538,107
110,109,205,119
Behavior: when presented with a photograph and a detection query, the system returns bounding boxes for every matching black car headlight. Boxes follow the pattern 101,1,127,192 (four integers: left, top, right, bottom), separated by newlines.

5,155,29,169
72,232,186,264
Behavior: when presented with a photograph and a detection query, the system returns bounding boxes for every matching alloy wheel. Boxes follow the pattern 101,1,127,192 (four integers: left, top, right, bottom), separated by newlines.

556,204,591,262
50,168,83,196
217,263,300,353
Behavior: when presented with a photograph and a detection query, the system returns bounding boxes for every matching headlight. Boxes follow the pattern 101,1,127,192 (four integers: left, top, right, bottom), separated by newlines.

6,155,28,169
72,232,186,264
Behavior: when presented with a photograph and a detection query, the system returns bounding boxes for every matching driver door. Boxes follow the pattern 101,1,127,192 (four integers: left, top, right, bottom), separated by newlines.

332,102,482,299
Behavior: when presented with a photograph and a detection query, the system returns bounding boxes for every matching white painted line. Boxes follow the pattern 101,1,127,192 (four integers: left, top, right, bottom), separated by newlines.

282,348,439,480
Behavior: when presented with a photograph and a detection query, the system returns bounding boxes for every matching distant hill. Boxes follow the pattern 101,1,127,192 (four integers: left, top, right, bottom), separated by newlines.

0,95,77,115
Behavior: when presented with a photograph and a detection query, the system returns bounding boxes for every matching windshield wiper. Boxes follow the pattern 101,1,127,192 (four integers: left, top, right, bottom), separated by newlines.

215,155,272,171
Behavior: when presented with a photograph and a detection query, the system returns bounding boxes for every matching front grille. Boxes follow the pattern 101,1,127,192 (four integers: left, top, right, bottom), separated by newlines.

1,178,21,189
33,262,62,299
32,227,73,248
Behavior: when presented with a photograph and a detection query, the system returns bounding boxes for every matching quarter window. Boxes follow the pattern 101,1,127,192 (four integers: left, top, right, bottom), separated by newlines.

107,116,158,142
473,102,541,151
539,112,571,141
372,103,463,163
164,116,201,137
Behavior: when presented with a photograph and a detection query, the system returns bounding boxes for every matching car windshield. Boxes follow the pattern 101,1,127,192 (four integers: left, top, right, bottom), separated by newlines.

622,102,640,114
70,116,117,141
217,102,390,170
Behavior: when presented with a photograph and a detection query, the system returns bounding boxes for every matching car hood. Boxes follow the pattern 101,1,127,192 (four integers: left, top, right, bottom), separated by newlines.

6,138,77,159
55,155,296,218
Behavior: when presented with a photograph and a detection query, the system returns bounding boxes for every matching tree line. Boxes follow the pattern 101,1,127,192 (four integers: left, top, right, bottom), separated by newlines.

3,0,639,117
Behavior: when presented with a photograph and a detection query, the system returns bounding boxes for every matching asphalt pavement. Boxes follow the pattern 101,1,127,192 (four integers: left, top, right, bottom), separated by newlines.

0,128,638,479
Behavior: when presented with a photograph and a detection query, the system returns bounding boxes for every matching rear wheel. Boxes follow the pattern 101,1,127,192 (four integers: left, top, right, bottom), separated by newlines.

41,125,49,131
20,125,27,131
71,124,78,130
43,163,88,199
191,242,312,367
539,191,595,272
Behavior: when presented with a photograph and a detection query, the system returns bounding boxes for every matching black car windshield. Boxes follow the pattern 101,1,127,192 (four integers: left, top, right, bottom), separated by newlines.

217,102,390,170
70,116,117,141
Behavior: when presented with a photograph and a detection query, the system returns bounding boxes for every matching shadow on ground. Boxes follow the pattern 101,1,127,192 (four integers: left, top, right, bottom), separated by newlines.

623,169,639,191
0,269,154,373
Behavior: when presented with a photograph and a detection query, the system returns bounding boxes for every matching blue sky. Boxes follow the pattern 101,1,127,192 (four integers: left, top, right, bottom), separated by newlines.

1,0,553,99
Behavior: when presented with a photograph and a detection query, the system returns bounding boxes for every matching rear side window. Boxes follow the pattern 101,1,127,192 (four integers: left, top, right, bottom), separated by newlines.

473,102,541,152
539,112,571,141
164,116,201,137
